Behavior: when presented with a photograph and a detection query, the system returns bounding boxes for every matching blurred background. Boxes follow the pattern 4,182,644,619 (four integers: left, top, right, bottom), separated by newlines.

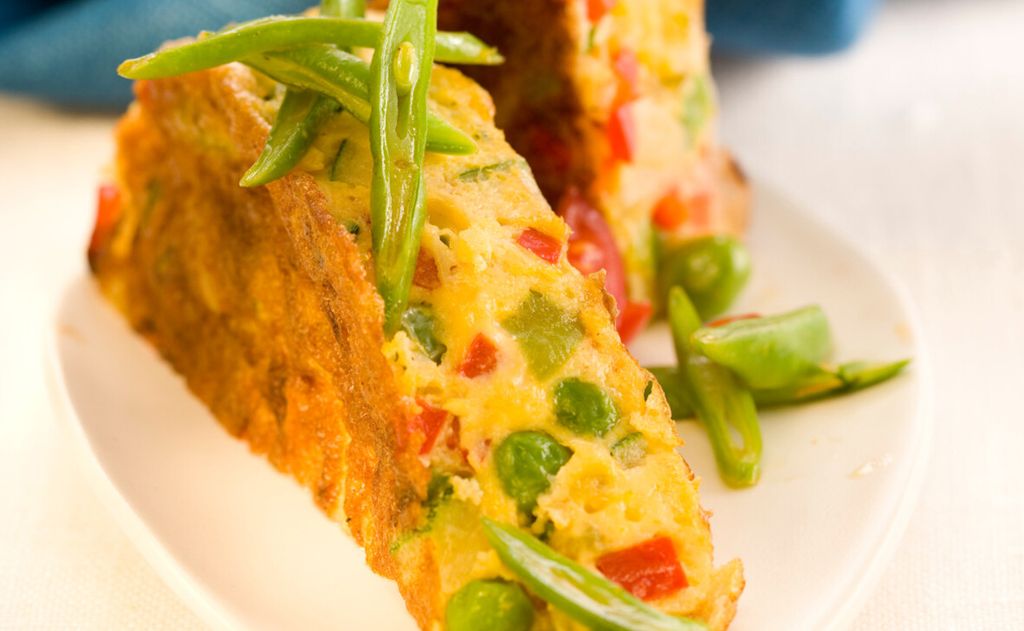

0,0,1021,629
0,0,881,107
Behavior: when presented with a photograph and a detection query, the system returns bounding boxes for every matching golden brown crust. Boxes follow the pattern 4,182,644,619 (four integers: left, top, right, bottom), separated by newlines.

91,64,435,625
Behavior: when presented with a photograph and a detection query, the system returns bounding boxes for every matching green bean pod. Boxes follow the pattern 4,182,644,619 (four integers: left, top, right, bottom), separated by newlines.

667,287,762,487
648,357,909,416
239,0,359,188
691,305,832,390
370,0,437,333
657,235,751,320
243,46,475,154
481,518,708,631
117,16,503,80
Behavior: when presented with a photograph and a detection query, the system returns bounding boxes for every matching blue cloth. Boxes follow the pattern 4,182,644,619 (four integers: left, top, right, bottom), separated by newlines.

0,0,879,108
707,0,879,55
0,0,310,107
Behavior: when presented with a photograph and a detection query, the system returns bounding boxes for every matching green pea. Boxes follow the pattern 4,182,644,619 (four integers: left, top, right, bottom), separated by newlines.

446,579,534,631
495,431,572,511
611,432,648,468
553,378,619,437
658,235,751,320
400,305,446,363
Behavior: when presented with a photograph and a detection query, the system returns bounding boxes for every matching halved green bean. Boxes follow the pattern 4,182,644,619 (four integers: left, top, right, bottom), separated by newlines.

692,305,832,390
649,357,909,415
239,89,340,187
371,0,437,333
668,287,762,487
244,46,475,154
481,518,708,631
239,0,359,188
117,16,503,80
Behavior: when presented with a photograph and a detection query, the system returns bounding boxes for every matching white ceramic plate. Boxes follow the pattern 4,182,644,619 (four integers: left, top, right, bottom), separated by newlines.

48,183,930,631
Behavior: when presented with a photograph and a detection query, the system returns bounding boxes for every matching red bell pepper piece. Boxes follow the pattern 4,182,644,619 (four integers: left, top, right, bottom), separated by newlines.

612,49,640,103
587,0,615,22
596,536,688,601
617,301,652,344
516,228,562,264
559,189,628,323
88,183,122,256
410,398,449,455
607,103,636,163
459,334,499,378
652,190,711,232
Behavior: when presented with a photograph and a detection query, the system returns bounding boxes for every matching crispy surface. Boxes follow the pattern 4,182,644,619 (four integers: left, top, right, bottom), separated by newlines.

90,64,438,623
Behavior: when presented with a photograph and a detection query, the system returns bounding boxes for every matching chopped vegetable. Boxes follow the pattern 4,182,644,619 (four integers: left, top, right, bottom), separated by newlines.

502,291,583,379
370,0,437,333
617,301,652,344
401,305,447,363
459,333,499,378
495,432,572,511
586,0,615,23
446,579,535,631
681,74,712,147
612,49,639,103
559,189,628,329
658,235,751,320
117,16,503,80
88,183,122,257
651,190,690,232
457,159,520,182
482,518,709,631
611,432,647,468
606,103,636,163
410,398,449,455
669,287,762,487
692,305,832,390
517,228,563,264
553,378,620,437
595,536,688,601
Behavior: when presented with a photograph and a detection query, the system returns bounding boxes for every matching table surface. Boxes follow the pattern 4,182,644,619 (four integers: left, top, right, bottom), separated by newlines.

1,0,1021,628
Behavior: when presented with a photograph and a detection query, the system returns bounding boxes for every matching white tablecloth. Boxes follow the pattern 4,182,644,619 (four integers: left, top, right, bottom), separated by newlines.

1,0,1022,628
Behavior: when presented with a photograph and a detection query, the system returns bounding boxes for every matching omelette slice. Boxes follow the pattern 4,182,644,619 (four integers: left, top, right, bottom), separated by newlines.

436,0,750,319
88,59,742,629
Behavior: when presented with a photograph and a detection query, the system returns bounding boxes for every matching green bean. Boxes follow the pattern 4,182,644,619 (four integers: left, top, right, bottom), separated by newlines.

481,518,709,631
370,0,437,333
649,358,909,416
502,291,584,379
658,235,751,320
553,378,619,437
243,46,475,154
239,89,340,187
239,0,359,188
495,431,572,512
668,287,762,487
446,579,534,631
753,358,910,406
692,305,832,390
117,16,503,80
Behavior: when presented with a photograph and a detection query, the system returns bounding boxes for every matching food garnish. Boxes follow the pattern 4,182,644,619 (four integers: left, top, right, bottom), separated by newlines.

482,519,709,631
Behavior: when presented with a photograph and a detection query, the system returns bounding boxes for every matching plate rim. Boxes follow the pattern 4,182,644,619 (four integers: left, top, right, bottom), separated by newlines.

46,181,933,631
